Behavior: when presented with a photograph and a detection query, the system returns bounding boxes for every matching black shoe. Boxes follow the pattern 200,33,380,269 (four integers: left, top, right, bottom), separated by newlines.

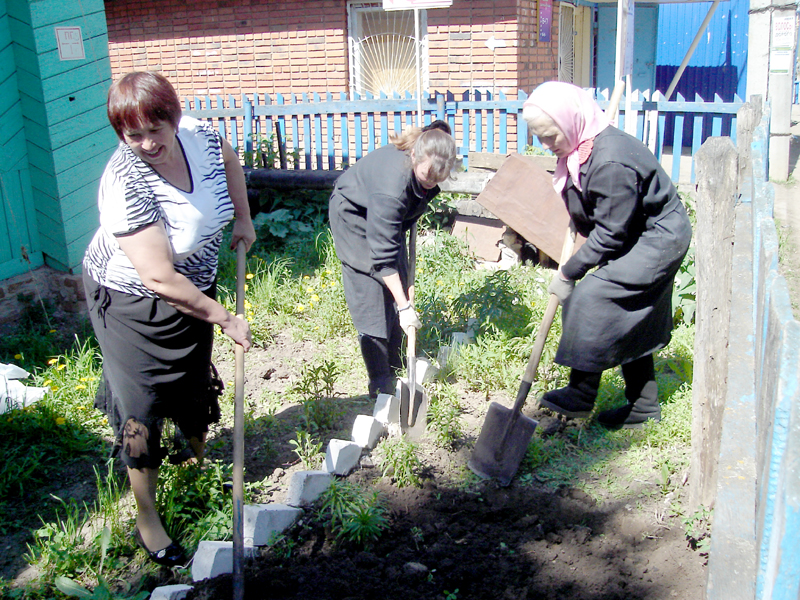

539,387,596,418
597,401,661,430
538,369,602,418
133,527,189,567
598,357,660,429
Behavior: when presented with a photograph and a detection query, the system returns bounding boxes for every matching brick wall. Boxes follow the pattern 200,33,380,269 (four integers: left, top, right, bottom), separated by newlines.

105,0,559,99
105,0,351,98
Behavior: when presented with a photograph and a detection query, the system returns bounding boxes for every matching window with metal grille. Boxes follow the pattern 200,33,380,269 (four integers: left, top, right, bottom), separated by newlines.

347,2,428,97
558,3,575,83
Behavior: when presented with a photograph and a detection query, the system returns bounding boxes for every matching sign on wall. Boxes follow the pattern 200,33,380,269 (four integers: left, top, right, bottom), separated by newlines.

539,0,553,42
55,27,85,61
770,15,796,74
383,0,452,10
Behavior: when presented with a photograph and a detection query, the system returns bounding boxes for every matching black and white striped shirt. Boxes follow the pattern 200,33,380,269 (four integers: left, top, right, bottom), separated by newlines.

83,117,234,297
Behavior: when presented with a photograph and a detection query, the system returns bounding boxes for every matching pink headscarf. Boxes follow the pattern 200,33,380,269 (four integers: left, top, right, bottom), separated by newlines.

523,82,609,193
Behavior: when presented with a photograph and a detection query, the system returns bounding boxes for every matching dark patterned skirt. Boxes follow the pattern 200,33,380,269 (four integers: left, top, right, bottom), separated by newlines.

83,273,223,470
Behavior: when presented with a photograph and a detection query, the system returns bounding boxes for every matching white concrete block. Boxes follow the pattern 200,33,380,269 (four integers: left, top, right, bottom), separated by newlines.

324,439,362,476
351,414,385,449
451,331,470,346
244,503,302,546
415,357,439,384
285,470,333,507
192,541,232,581
150,585,193,600
373,393,400,425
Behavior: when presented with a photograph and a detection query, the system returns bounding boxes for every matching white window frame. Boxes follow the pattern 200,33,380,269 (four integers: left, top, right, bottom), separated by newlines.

347,1,430,98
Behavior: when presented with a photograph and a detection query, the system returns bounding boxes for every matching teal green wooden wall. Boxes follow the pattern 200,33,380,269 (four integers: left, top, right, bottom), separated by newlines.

7,0,116,274
0,1,43,280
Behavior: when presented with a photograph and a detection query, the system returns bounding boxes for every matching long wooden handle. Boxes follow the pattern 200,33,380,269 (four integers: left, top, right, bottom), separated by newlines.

407,223,417,387
511,225,577,412
232,239,246,600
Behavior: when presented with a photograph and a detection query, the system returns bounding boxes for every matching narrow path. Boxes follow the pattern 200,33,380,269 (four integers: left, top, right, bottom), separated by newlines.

771,104,800,318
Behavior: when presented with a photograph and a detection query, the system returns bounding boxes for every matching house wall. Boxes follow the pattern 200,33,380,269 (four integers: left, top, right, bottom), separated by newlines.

104,0,559,99
8,0,116,273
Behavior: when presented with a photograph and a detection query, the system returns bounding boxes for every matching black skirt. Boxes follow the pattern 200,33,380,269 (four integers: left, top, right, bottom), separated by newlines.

83,273,223,469
556,208,692,372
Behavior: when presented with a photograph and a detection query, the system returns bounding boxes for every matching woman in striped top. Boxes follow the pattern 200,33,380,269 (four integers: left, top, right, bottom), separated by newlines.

82,72,255,567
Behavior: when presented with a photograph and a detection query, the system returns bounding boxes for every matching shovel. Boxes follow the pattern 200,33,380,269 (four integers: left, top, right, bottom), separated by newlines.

232,240,246,600
468,227,576,486
398,223,428,439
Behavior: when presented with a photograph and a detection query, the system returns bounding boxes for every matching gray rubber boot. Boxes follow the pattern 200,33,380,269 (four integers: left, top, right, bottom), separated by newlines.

539,369,602,418
598,355,661,429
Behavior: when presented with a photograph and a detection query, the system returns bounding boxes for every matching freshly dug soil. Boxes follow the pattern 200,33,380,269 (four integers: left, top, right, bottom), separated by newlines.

183,331,705,600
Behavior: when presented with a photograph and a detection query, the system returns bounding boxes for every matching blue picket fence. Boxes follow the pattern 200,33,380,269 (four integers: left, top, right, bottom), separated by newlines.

183,89,744,183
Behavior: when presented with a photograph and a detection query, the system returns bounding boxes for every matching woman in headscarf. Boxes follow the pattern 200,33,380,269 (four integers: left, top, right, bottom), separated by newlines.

522,82,692,429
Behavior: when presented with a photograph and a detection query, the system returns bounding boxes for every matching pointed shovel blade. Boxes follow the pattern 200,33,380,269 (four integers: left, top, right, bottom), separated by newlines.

397,376,428,440
468,402,538,486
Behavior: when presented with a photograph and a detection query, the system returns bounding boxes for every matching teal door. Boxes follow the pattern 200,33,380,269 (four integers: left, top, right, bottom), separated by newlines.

0,4,43,280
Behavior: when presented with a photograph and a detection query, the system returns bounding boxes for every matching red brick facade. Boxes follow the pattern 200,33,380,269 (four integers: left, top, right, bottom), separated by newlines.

105,0,559,99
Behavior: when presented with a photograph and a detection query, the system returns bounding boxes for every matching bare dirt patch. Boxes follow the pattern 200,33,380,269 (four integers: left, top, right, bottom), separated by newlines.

182,332,706,600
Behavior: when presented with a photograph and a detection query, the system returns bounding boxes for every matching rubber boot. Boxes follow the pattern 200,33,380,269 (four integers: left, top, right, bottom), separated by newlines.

598,355,661,429
359,334,396,399
539,369,602,418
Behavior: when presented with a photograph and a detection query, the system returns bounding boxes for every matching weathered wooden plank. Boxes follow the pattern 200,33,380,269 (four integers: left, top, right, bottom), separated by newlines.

688,136,738,512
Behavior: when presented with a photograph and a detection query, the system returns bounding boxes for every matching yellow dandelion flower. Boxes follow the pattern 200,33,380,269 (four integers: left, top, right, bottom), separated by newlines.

75,385,86,390
310,294,320,303
43,379,52,386
296,304,306,312
79,377,88,382
47,358,58,366
56,417,66,425
51,387,59,392
49,329,56,333
447,295,454,300
244,300,252,309
88,377,97,382
245,273,254,280
244,284,249,292
320,283,326,289
14,353,22,360
329,280,337,288
57,364,66,371
303,275,310,280
77,406,86,410
436,279,444,286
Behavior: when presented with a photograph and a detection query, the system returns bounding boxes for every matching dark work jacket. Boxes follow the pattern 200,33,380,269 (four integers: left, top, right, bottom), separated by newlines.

560,126,688,282
553,126,693,371
328,144,440,279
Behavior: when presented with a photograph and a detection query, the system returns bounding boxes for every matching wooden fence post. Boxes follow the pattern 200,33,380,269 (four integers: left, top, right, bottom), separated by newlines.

735,95,763,192
688,137,738,512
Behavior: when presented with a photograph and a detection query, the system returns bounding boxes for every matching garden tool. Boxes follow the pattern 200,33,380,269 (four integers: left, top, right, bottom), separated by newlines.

232,240,246,600
398,223,428,439
468,226,576,486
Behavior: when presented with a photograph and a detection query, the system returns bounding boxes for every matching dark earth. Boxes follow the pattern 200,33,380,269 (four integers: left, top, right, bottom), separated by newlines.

1,313,706,600
183,330,706,600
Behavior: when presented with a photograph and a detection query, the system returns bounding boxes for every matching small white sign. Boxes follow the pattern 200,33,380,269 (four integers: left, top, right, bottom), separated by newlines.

55,27,85,61
772,15,796,49
770,49,792,73
383,0,452,10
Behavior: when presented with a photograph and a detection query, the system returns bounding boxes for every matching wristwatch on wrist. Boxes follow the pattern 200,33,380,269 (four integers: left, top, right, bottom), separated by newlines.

398,303,412,312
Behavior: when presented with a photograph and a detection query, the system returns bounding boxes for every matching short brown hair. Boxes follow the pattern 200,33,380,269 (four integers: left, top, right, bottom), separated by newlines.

107,72,182,140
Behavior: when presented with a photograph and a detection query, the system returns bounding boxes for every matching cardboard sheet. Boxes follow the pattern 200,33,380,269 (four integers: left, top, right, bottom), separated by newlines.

474,153,582,260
